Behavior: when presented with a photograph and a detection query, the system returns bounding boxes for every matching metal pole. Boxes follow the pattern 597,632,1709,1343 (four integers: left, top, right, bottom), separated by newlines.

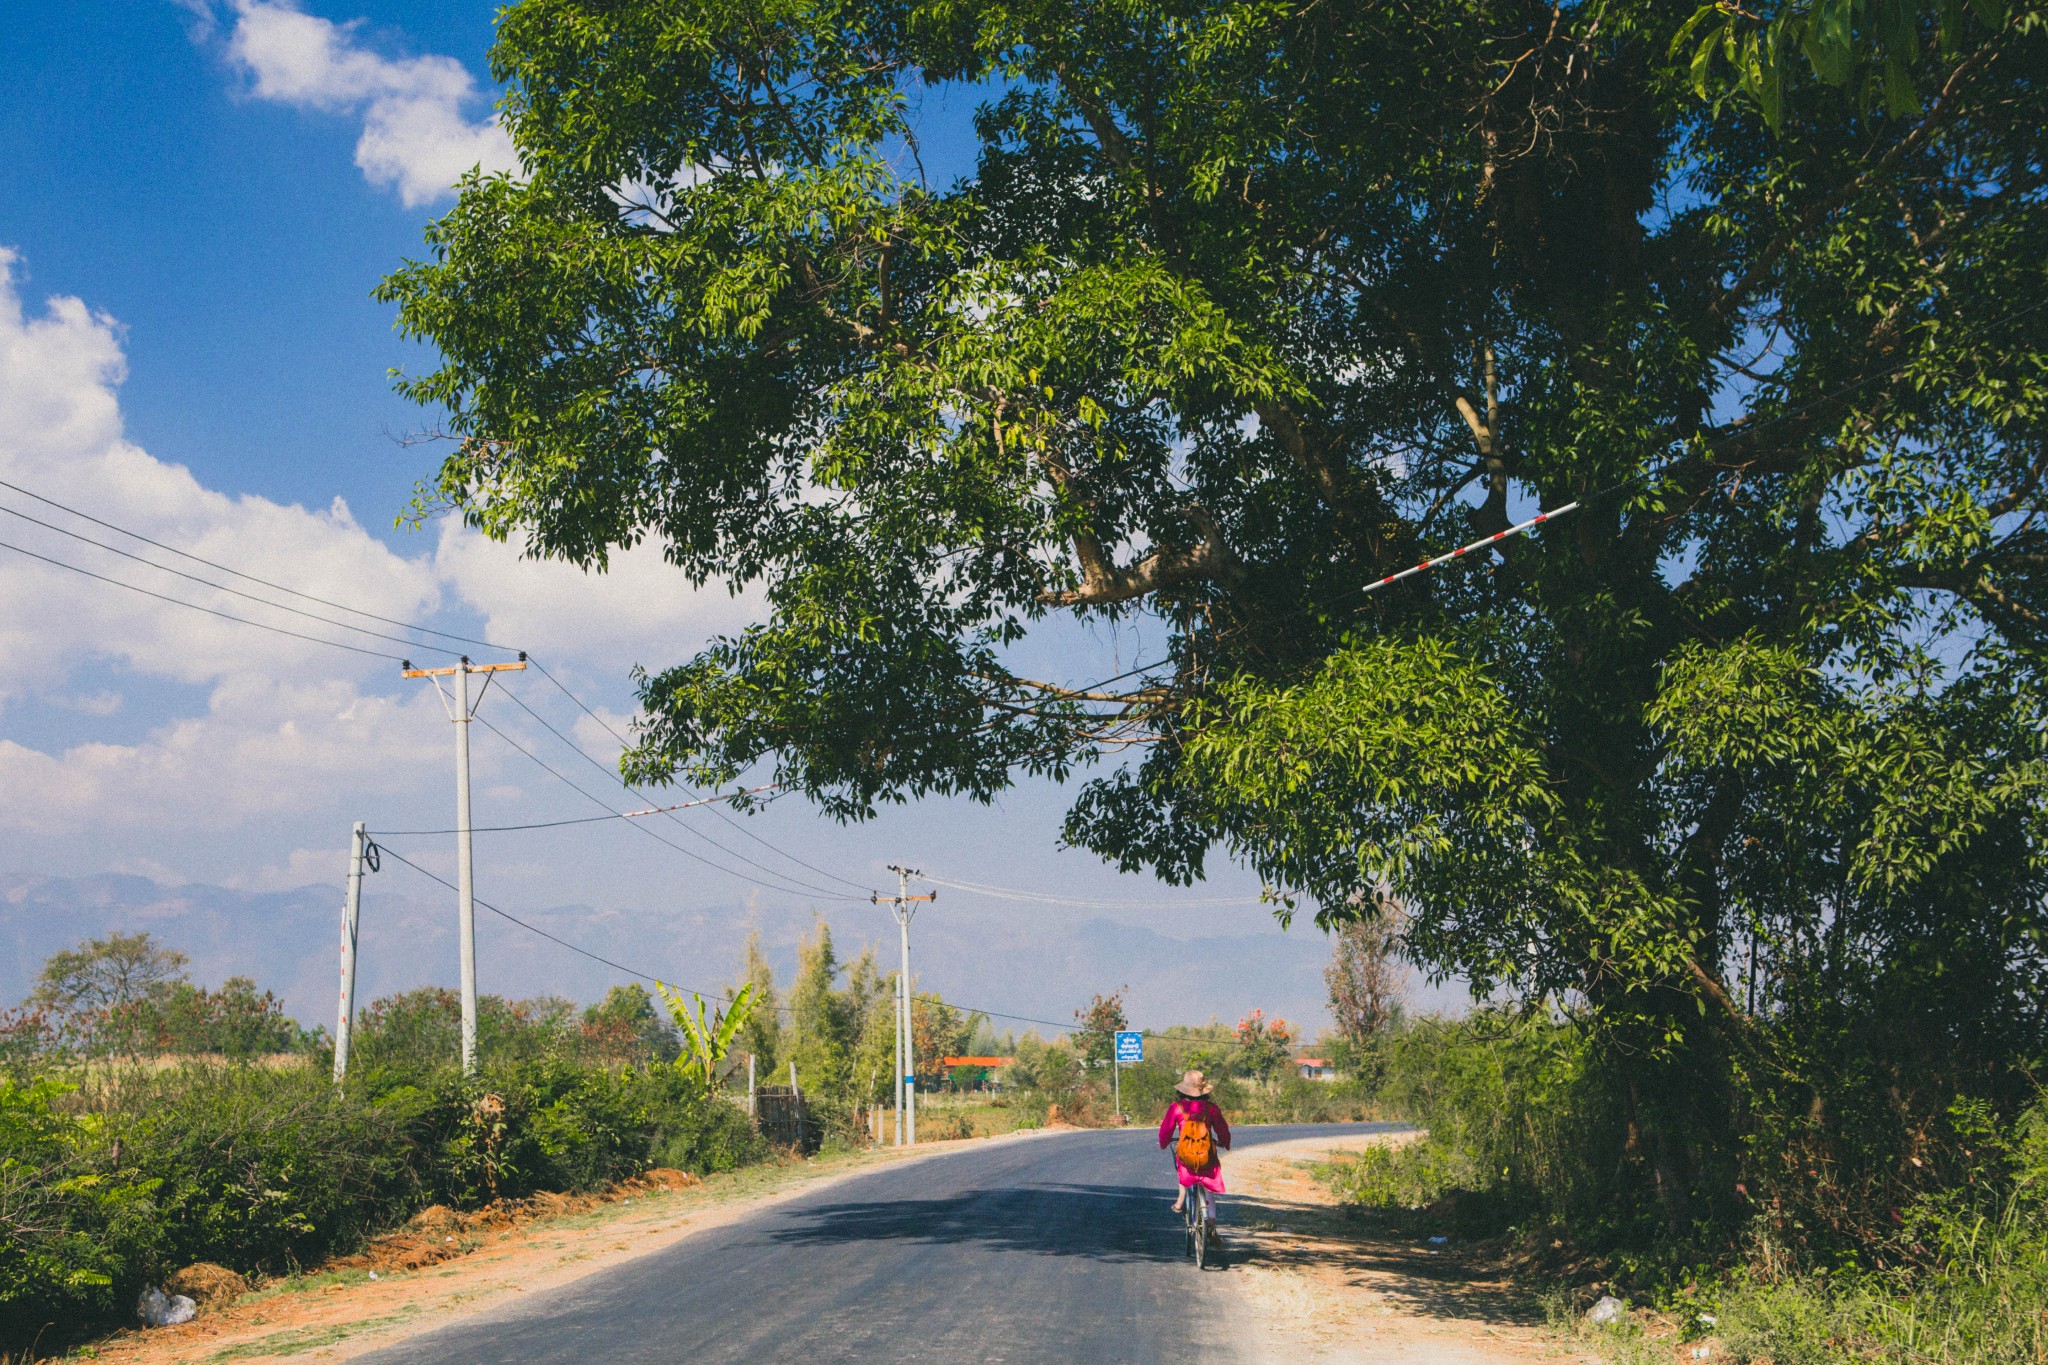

333,821,365,1084
1114,1052,1121,1123
899,869,916,1146
791,1060,804,1151
748,1051,757,1122
454,660,478,1074
894,929,906,1146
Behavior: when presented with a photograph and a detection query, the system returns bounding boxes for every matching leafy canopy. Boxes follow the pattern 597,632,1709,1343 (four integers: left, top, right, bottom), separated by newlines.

383,0,2048,1225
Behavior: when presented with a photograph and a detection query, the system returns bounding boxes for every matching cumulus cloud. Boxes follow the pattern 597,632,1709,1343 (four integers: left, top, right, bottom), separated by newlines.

217,0,518,207
0,253,752,844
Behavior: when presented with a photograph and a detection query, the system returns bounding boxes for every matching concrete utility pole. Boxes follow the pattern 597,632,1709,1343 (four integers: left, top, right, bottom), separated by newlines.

874,866,936,1146
403,653,526,1073
332,820,371,1084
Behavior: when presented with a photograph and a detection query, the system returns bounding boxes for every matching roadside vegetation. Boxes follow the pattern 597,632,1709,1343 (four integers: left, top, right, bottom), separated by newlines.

0,923,1348,1352
1318,1007,2048,1364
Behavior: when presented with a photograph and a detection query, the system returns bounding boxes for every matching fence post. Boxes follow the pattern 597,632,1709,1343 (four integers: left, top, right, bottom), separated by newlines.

790,1061,804,1151
747,1052,757,1123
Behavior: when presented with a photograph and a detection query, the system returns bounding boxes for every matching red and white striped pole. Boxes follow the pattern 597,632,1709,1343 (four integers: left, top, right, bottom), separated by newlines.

1361,501,1582,596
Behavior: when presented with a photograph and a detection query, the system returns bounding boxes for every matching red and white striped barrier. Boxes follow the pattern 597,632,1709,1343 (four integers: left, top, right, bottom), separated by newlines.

1361,501,1582,596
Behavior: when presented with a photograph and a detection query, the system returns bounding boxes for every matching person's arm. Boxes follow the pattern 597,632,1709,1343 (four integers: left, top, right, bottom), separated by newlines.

1158,1103,1179,1148
1210,1102,1232,1149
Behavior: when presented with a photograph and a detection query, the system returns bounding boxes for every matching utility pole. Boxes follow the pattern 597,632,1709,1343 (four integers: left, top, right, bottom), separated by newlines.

874,866,936,1146
332,820,373,1084
403,653,526,1073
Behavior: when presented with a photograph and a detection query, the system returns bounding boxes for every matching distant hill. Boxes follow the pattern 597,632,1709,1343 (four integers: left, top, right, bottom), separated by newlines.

1,872,1356,1038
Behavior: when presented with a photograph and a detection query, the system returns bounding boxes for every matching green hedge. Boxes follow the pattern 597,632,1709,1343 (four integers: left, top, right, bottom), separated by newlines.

1,1058,768,1348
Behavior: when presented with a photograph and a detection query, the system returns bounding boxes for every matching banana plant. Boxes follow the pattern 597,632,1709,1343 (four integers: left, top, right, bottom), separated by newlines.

655,981,756,1093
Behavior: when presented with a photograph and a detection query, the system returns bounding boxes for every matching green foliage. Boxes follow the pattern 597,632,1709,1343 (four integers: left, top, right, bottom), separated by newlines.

1674,0,2021,130
1231,1009,1295,1082
786,923,856,1095
732,930,783,1077
579,984,681,1065
31,932,191,1052
0,952,793,1350
101,977,302,1058
0,1079,159,1338
909,993,973,1088
381,0,2048,1257
1071,989,1128,1068
658,981,757,1092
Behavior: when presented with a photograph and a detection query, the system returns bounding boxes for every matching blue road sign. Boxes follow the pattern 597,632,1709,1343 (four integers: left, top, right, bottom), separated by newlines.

1114,1030,1143,1063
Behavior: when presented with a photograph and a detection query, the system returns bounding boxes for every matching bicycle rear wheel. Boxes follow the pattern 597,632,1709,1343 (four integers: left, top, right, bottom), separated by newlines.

1191,1187,1208,1269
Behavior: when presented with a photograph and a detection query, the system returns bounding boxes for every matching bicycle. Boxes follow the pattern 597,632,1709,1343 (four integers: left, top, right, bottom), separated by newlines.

1182,1182,1216,1268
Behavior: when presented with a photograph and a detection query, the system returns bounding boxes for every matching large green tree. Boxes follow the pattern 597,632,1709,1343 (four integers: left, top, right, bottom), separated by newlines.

382,0,2048,1238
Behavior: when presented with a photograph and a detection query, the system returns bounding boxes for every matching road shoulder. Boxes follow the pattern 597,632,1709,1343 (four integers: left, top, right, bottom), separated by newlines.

87,1131,1052,1365
1223,1133,1596,1364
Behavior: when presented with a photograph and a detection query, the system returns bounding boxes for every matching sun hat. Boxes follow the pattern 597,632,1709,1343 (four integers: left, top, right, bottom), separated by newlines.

1174,1069,1213,1097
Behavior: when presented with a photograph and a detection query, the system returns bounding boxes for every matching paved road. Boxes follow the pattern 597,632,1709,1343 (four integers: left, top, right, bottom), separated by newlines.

358,1122,1400,1364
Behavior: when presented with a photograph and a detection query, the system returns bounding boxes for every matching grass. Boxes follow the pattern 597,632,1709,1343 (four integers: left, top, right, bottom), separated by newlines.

204,1308,422,1361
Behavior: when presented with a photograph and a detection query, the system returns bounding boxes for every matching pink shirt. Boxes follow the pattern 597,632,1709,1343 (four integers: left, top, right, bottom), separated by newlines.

1158,1096,1231,1192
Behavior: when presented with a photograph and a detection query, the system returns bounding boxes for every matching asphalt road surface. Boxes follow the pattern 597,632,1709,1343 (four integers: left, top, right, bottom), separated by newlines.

358,1121,1401,1364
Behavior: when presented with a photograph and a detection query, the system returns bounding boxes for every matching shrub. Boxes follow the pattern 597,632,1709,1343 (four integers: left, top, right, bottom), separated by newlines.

90,1063,421,1276
0,1078,160,1340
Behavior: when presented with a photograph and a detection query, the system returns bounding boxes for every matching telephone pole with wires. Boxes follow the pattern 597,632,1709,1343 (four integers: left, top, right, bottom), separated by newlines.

332,821,377,1084
403,653,527,1073
875,866,936,1145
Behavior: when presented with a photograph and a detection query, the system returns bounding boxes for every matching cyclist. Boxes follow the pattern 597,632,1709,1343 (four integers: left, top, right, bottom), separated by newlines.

1158,1069,1231,1216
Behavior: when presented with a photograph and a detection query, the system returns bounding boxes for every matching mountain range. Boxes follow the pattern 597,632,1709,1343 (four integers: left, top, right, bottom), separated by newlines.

1,871,1367,1040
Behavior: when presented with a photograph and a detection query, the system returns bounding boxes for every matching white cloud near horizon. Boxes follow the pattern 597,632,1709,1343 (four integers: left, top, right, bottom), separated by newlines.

0,252,759,843
216,0,519,207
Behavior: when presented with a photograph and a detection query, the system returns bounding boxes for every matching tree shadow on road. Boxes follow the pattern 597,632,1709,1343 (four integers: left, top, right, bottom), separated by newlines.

1225,1174,1547,1329
768,1181,1211,1265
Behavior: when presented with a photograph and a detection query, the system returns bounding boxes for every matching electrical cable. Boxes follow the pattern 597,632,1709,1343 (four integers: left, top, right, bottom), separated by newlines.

525,660,874,893
0,475,520,656
469,707,868,902
371,784,779,836
368,836,1075,1031
0,535,408,661
494,682,870,898
923,872,1270,909
0,501,467,657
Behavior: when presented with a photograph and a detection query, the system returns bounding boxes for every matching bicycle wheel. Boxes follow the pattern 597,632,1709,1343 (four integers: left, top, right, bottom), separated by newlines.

1183,1185,1197,1259
1191,1187,1208,1269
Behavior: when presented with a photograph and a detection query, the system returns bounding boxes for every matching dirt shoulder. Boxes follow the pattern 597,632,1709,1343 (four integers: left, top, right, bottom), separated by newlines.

1224,1133,1596,1365
86,1131,1053,1365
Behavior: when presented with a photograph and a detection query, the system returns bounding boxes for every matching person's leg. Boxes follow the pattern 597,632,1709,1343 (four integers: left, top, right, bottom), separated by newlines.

1171,1166,1186,1212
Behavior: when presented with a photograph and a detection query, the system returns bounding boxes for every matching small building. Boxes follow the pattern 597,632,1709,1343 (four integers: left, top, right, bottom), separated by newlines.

1294,1056,1336,1081
942,1055,1014,1090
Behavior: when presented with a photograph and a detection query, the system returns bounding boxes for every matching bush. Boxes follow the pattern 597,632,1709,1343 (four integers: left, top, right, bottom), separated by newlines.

0,1078,160,1336
0,1052,778,1350
89,1064,423,1276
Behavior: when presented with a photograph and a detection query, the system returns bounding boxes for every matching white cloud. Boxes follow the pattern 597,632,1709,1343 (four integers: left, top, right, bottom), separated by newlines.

0,253,752,844
434,519,763,661
218,0,518,207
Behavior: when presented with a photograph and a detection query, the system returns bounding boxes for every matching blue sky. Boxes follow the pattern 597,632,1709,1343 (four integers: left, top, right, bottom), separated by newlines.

0,2,1379,1030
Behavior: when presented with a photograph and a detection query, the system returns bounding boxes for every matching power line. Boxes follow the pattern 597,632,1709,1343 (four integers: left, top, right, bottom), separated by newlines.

372,784,779,835
0,475,519,655
0,501,467,657
924,873,1271,910
469,706,868,902
526,660,873,893
493,682,870,898
369,837,1073,1030
0,536,408,661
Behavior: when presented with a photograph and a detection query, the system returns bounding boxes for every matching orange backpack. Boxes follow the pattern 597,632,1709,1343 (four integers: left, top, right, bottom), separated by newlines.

1176,1111,1216,1172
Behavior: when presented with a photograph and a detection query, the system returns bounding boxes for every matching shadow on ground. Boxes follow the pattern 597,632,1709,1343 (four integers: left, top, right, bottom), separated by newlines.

1227,1179,1547,1329
769,1181,1225,1266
